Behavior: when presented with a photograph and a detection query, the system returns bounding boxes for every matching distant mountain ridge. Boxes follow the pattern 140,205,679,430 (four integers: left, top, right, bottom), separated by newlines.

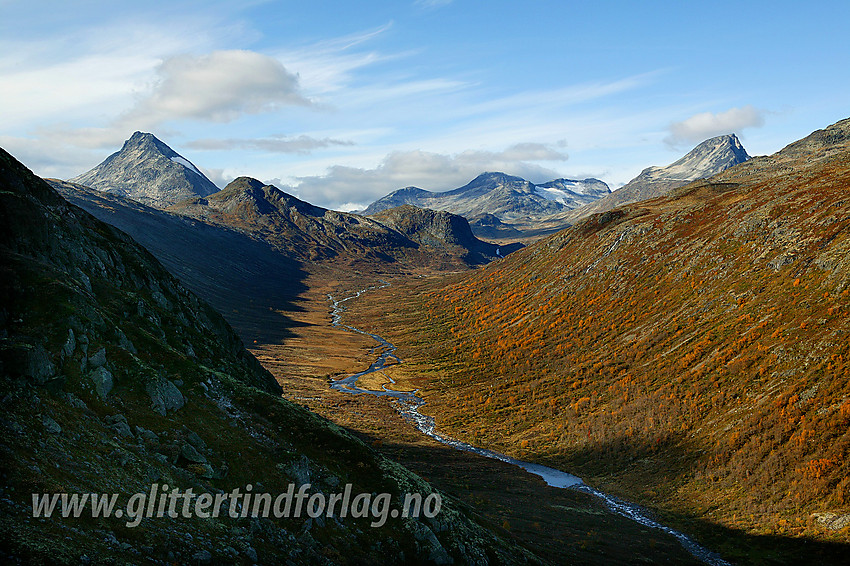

362,172,611,239
169,176,415,262
71,131,220,207
559,133,750,223
168,176,509,265
65,133,512,274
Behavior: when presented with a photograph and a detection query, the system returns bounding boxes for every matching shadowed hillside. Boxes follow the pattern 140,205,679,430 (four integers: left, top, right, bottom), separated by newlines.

50,180,308,347
1,146,539,565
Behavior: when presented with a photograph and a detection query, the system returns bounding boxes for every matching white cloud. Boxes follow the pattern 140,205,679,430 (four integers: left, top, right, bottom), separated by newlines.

0,134,105,179
666,105,765,146
185,135,354,154
11,49,317,152
122,50,311,127
292,143,568,210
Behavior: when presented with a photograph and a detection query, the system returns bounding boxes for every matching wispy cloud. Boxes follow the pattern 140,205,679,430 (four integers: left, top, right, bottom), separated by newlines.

186,135,354,154
274,23,404,96
665,105,766,146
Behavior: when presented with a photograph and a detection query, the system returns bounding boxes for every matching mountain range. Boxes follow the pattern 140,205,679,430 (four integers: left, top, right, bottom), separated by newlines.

361,135,749,241
362,172,611,240
61,133,512,268
70,131,750,245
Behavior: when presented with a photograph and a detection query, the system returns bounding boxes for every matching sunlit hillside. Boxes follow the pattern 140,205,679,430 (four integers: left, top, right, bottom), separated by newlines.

347,118,850,561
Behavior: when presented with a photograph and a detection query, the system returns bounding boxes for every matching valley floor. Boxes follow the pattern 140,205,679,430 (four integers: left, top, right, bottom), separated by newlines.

253,266,850,565
250,268,703,565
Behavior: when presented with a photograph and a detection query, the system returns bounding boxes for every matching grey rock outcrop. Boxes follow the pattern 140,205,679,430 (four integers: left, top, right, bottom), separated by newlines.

89,366,114,399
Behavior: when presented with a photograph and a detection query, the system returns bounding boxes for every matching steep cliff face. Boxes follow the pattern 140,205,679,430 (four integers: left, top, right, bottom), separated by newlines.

70,132,220,207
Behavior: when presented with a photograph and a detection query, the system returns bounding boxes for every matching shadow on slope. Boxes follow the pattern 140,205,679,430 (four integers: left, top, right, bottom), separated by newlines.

50,181,308,347
349,430,703,565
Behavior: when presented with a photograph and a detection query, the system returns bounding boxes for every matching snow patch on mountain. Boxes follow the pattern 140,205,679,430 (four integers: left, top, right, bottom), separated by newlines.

535,185,581,204
171,156,203,177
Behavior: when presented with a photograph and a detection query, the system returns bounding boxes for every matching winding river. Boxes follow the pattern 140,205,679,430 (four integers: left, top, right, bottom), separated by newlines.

328,285,730,566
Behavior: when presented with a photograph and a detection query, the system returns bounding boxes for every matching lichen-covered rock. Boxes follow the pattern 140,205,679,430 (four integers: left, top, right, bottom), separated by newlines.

146,378,185,415
180,442,207,464
27,344,56,384
42,415,62,435
104,414,133,438
61,329,76,358
89,366,113,398
410,521,453,565
88,347,107,368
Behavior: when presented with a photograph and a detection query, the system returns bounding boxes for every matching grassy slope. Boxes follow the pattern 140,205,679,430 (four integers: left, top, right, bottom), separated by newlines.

344,119,850,564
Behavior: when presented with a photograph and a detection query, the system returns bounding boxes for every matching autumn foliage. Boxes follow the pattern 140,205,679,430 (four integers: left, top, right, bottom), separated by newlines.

354,130,850,541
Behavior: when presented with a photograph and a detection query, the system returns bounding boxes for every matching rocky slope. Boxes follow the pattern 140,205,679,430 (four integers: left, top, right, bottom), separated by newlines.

559,134,750,223
71,132,220,207
168,176,514,268
168,176,414,263
0,147,537,564
369,205,523,265
363,172,610,240
352,118,850,564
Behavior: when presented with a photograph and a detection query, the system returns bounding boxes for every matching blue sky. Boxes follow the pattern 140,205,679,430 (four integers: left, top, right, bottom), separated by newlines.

2,0,848,210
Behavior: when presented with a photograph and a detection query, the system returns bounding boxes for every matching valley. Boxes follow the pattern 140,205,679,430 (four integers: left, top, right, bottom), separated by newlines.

332,119,850,563
4,118,850,564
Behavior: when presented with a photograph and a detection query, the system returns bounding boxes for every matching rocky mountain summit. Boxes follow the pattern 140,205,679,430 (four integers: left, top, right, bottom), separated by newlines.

71,132,220,207
363,172,611,239
560,133,750,223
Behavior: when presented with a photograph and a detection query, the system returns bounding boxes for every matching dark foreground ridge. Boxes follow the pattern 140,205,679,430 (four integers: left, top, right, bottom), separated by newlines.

0,147,538,564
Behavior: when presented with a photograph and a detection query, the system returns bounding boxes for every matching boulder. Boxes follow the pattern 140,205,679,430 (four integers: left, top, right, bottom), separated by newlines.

146,379,185,415
89,366,114,398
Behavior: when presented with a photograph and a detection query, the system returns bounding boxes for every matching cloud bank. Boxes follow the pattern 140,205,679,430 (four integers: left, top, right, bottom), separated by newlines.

292,143,569,210
123,50,311,126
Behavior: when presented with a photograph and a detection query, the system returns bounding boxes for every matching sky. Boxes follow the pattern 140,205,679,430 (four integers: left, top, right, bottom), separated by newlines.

2,0,849,211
